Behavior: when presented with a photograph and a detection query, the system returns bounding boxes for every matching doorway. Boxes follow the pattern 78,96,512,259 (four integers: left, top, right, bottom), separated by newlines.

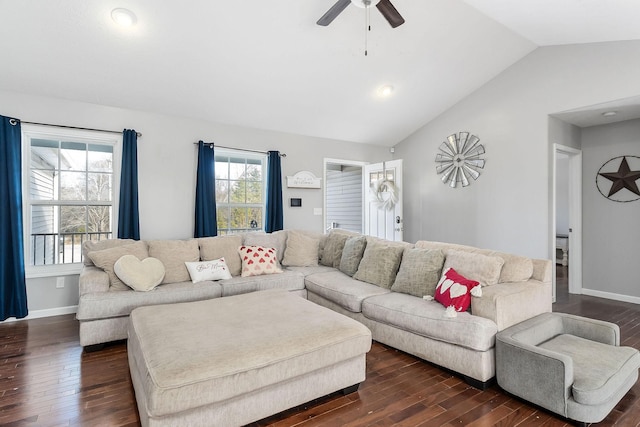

553,144,582,301
323,158,366,233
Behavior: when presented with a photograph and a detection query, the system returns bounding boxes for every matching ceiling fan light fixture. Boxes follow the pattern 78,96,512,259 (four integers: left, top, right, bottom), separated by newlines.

602,111,618,117
111,8,137,27
351,0,381,8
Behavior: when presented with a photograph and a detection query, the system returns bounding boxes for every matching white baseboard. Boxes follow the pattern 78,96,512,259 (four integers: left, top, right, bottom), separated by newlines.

581,288,640,305
3,305,77,322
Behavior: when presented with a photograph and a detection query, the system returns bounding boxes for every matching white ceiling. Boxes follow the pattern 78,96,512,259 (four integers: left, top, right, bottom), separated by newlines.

1,0,639,146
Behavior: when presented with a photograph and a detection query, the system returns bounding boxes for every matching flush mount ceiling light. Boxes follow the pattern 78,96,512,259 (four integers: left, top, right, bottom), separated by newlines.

377,85,394,98
602,111,618,117
111,8,137,27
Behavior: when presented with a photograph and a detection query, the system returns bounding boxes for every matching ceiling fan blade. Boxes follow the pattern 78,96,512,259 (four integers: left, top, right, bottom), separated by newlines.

317,0,352,26
376,0,405,28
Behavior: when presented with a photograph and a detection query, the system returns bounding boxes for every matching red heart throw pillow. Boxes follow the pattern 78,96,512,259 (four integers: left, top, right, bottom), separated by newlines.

434,267,481,314
238,245,283,277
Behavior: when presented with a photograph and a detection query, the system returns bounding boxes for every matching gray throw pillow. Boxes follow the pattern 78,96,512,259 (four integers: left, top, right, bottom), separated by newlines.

353,242,404,289
391,248,445,297
320,231,352,268
338,236,367,277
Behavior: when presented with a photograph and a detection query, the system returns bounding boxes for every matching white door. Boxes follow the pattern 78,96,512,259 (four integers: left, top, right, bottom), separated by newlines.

364,160,403,241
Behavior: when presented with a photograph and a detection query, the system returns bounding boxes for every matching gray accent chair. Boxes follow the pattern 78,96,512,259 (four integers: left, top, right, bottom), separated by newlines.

496,312,640,425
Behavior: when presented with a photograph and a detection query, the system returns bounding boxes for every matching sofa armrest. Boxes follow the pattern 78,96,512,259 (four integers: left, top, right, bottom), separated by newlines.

496,334,572,417
559,313,620,346
471,280,552,331
531,258,552,284
79,266,110,296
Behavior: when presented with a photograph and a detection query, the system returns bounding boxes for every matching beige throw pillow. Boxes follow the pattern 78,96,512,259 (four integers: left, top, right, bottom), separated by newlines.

282,230,320,267
243,231,288,263
391,248,445,297
148,239,200,284
82,238,135,266
443,249,504,286
114,255,165,292
87,241,149,291
198,235,243,276
339,236,367,276
353,242,405,289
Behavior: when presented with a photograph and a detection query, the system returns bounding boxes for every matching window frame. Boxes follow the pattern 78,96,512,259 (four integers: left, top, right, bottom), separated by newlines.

214,149,267,235
21,125,122,278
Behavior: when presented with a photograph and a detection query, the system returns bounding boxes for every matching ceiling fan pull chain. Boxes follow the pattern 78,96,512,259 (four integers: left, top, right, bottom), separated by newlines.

364,2,371,56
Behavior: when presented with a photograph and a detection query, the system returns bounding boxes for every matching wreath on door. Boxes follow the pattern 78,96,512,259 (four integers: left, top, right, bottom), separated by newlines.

372,178,399,210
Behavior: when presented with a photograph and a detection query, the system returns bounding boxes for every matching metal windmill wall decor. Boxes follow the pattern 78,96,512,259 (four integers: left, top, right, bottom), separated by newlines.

435,132,485,188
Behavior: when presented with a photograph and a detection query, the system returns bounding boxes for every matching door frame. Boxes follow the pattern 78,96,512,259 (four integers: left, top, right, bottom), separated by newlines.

552,144,582,300
323,158,367,234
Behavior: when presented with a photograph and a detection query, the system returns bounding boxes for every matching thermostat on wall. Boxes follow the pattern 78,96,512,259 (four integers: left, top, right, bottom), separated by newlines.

290,198,302,207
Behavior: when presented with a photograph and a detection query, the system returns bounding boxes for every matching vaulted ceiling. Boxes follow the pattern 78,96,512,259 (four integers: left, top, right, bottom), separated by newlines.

1,0,639,146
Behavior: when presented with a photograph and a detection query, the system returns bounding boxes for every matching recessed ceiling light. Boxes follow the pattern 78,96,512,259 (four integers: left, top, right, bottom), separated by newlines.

111,8,137,27
602,111,618,117
377,85,394,98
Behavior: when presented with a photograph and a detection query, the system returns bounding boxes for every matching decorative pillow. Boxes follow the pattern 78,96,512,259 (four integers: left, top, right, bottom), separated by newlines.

443,249,504,287
430,267,482,317
243,231,288,263
87,241,149,291
238,245,283,277
489,251,534,283
185,258,232,283
114,255,165,292
282,230,320,267
391,248,445,297
198,235,243,276
320,231,353,268
148,239,200,284
82,238,135,266
339,236,367,276
353,242,405,289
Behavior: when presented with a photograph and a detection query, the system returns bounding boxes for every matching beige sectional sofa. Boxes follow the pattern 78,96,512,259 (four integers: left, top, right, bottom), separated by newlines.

76,229,552,388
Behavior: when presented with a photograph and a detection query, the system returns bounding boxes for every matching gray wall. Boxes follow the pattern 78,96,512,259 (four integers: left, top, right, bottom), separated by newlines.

582,118,640,300
393,40,640,260
1,89,391,314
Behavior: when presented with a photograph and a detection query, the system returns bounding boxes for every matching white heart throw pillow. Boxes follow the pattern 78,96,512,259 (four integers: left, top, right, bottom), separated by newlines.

114,255,165,292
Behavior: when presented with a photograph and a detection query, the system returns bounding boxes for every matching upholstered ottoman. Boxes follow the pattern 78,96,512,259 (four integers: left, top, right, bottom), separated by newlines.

127,289,372,427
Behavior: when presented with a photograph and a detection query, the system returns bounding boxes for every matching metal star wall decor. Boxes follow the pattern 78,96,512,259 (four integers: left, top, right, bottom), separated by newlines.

596,155,640,202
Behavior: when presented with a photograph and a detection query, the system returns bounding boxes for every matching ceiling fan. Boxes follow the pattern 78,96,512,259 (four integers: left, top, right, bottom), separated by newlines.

317,0,405,28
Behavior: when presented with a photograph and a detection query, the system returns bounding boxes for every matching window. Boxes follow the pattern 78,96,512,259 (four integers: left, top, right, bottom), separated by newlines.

22,126,120,276
214,151,266,234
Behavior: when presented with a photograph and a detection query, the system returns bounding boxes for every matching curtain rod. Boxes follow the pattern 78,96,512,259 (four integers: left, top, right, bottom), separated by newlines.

11,119,142,138
194,142,286,157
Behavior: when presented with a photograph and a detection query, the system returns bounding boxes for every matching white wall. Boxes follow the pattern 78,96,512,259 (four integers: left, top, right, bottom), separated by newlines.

581,118,640,300
393,40,640,260
0,89,391,314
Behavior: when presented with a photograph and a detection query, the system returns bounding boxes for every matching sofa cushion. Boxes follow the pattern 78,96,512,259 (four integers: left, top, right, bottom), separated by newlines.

282,230,319,267
353,241,404,289
243,231,288,263
76,280,223,320
305,270,390,313
362,292,497,352
539,333,640,406
391,248,445,298
339,236,367,276
148,239,200,284
443,249,504,287
198,235,243,276
82,238,135,266
320,230,357,268
415,240,533,283
220,270,305,297
185,258,232,283
238,245,283,277
114,255,165,292
87,241,149,291
434,267,481,314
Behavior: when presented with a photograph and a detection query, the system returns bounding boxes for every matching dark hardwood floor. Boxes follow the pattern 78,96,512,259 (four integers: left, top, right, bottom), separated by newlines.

1,266,639,426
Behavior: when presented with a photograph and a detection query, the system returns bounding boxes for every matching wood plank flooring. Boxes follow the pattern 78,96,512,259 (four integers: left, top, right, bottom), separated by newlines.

1,266,639,426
